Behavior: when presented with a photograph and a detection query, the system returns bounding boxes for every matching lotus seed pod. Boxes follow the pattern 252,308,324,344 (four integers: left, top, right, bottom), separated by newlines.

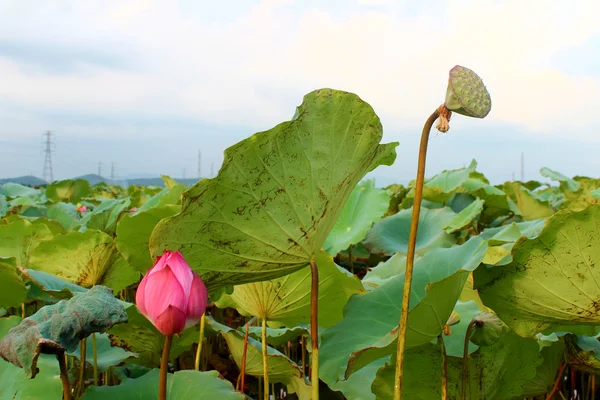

469,312,503,346
444,65,491,118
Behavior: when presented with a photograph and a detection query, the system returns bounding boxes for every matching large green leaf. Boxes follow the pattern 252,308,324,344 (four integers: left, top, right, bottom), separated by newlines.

319,237,487,385
136,184,185,212
540,167,580,192
503,182,554,220
329,356,389,400
444,198,484,233
22,268,88,301
475,205,600,337
0,183,42,199
0,286,128,378
115,205,179,272
0,219,53,268
215,252,363,328
479,219,546,265
371,328,546,400
82,368,244,399
0,258,27,309
46,203,79,230
323,179,389,256
69,332,137,373
0,316,62,400
149,89,398,293
46,179,92,204
363,206,457,256
29,230,139,292
79,198,132,235
209,318,311,398
563,176,600,211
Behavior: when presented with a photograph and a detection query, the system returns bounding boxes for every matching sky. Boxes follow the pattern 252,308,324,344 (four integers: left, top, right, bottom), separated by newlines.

0,0,599,186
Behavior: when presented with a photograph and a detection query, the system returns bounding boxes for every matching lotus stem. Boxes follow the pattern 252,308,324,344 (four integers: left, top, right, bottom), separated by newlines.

159,335,173,400
393,109,440,400
77,337,87,397
240,320,250,393
547,361,568,400
462,320,478,400
262,318,269,400
437,334,448,400
310,259,320,400
301,335,306,375
92,333,98,386
194,313,206,371
349,245,354,274
57,350,72,400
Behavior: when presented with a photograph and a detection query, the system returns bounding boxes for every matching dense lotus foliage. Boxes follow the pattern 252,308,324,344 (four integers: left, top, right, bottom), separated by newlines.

1,89,600,399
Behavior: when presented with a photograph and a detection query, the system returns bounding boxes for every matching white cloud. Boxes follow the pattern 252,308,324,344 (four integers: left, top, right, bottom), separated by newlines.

0,0,599,140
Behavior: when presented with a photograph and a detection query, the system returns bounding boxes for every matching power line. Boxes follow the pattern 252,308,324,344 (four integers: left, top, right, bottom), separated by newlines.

42,131,55,183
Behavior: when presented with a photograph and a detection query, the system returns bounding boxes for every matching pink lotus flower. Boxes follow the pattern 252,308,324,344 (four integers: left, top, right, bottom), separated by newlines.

77,205,87,213
136,250,208,336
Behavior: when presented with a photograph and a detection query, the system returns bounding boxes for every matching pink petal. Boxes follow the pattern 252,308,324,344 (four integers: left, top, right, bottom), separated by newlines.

147,251,169,276
154,305,187,336
135,273,149,317
165,251,194,298
184,273,208,328
143,266,188,323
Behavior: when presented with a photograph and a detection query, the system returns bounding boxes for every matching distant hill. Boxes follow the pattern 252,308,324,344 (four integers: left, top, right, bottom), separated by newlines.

0,174,203,188
0,175,47,186
74,174,108,186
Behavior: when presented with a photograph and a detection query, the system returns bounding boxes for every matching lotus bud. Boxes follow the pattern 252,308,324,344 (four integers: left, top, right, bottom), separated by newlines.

76,204,87,213
136,250,208,336
444,65,492,119
469,312,503,346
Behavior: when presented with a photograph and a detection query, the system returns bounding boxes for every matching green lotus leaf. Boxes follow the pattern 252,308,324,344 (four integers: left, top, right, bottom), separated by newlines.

442,300,481,357
246,326,308,347
79,197,132,235
28,230,139,292
215,251,363,328
68,332,137,373
149,89,398,294
362,252,407,287
469,312,504,346
0,286,128,378
115,205,179,272
0,219,53,268
564,332,600,374
563,176,600,212
540,167,580,192
363,206,457,256
22,268,88,301
503,182,554,220
46,179,92,204
444,198,484,233
319,237,487,385
475,205,600,337
31,218,66,235
81,368,244,400
372,328,547,400
0,258,27,309
46,203,79,231
1,316,62,400
0,183,42,199
136,184,185,212
208,318,311,398
323,179,389,256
